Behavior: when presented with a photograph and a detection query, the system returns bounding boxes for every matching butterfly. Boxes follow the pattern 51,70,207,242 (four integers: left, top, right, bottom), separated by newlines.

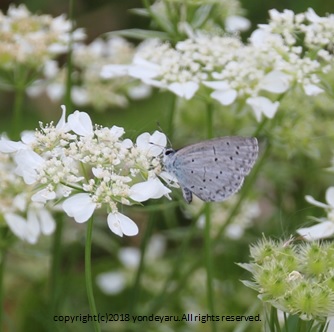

163,136,258,203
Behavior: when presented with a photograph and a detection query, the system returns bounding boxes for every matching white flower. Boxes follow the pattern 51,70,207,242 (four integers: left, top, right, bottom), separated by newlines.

129,178,171,202
297,187,334,241
259,71,291,93
246,97,279,121
1,106,171,238
303,84,324,96
68,111,93,136
107,212,138,237
96,271,126,295
4,206,55,244
167,82,199,100
62,193,97,223
225,16,251,33
136,131,167,156
31,188,57,203
118,247,141,268
14,150,45,185
0,137,27,153
203,81,237,105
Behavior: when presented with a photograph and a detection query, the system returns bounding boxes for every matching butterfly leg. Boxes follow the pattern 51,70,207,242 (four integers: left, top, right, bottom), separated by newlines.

181,187,193,204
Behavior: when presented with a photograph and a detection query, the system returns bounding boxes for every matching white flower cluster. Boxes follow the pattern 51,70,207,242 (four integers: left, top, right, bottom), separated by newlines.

29,37,151,110
102,8,333,121
0,151,55,243
0,106,171,237
0,4,85,70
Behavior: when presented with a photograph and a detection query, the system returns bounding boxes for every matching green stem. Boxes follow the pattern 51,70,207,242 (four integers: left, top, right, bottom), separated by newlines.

50,215,64,314
148,209,199,314
85,216,100,332
167,94,176,141
205,102,216,332
64,0,74,112
204,203,216,321
206,102,214,139
0,246,6,330
129,210,155,316
12,84,25,139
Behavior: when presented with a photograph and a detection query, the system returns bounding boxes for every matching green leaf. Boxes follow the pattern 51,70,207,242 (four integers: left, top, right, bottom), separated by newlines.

191,5,214,29
128,8,150,17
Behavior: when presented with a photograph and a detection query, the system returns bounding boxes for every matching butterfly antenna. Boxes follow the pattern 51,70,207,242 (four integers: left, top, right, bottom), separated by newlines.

156,121,172,148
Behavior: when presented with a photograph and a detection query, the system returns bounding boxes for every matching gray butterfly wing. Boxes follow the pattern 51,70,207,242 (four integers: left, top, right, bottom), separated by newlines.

168,137,258,203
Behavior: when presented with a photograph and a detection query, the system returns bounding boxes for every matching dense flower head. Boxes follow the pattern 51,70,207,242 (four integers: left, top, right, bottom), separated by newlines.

0,4,85,70
29,36,150,110
102,8,334,121
240,238,334,320
0,150,55,243
0,106,171,237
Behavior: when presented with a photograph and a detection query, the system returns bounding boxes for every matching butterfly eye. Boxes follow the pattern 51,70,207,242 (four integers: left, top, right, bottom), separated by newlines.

165,149,174,156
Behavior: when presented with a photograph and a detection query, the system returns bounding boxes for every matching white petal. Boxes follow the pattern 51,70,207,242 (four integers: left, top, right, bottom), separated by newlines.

107,212,138,237
128,83,151,99
122,138,133,149
136,132,150,150
326,187,334,207
129,179,171,202
13,194,27,211
246,97,279,121
150,131,167,148
303,84,323,96
148,131,167,156
211,89,237,105
14,150,44,184
0,138,27,153
305,195,330,208
203,81,230,90
31,188,57,203
225,15,251,32
118,247,141,268
110,125,125,139
5,213,28,241
38,209,56,235
46,83,64,101
62,193,96,223
68,111,93,136
43,60,59,78
136,132,163,156
96,271,125,295
297,221,334,241
26,209,41,243
21,131,36,145
129,57,160,79
100,64,129,79
168,82,199,99
71,87,89,105
260,71,291,93
305,8,321,23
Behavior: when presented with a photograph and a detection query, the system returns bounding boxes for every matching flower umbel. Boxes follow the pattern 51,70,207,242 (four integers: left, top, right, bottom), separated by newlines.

0,151,55,243
0,106,170,237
